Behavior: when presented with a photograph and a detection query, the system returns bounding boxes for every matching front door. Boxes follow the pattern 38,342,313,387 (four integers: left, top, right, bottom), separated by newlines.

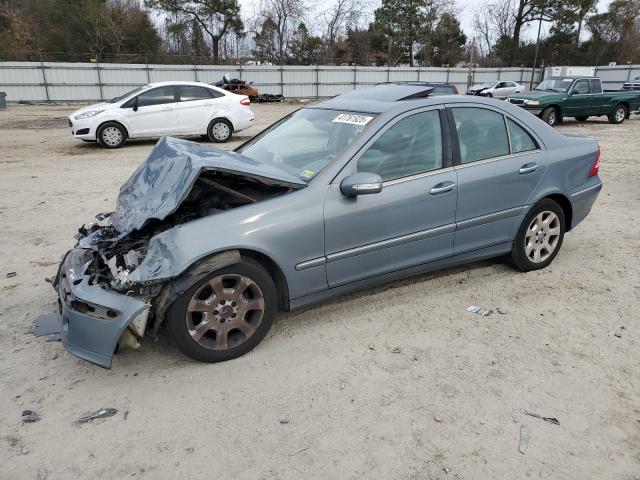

324,108,458,287
564,79,597,116
449,106,548,254
128,85,178,137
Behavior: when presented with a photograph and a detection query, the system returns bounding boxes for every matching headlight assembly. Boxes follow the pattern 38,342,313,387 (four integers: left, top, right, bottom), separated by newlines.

75,110,104,120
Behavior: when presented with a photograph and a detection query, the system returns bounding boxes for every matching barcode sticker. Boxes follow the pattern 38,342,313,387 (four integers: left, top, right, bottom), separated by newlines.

332,113,373,126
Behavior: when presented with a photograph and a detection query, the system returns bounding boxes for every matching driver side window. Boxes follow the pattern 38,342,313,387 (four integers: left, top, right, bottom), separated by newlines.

572,80,590,95
357,110,443,182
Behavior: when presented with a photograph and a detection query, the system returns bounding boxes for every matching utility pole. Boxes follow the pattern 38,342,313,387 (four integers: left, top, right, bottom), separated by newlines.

530,9,543,90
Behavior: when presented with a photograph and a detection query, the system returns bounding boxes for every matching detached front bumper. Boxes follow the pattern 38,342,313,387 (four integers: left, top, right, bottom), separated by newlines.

56,248,150,368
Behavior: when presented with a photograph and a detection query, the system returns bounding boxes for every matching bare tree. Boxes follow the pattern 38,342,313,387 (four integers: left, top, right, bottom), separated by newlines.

257,0,304,63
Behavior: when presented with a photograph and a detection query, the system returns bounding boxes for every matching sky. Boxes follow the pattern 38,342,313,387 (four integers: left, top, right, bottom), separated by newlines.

239,0,614,42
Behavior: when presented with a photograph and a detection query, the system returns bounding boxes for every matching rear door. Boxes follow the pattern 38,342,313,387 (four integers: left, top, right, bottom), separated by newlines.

177,85,224,134
323,108,458,287
127,86,178,137
494,81,516,98
449,105,548,254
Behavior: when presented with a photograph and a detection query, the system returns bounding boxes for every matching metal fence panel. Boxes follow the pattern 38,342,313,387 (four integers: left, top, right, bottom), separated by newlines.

0,61,553,102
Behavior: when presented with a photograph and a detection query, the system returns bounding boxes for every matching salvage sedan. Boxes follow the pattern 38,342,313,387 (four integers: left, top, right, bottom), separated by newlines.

49,83,602,368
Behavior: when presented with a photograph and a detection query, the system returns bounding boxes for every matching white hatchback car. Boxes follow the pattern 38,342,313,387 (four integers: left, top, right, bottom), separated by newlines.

68,81,255,148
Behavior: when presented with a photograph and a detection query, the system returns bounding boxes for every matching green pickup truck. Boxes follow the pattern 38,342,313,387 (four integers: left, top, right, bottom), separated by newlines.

506,76,640,126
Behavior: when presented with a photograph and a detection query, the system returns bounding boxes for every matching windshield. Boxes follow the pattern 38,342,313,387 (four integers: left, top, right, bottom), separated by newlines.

535,78,573,92
108,85,149,103
237,108,377,182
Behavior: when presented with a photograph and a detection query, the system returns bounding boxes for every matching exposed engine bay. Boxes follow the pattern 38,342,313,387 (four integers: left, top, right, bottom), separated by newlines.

75,169,296,294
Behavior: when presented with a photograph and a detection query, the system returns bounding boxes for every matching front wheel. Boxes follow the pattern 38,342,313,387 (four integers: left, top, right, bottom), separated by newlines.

97,122,126,148
508,199,565,272
608,104,628,124
166,258,277,363
207,118,233,143
541,107,559,126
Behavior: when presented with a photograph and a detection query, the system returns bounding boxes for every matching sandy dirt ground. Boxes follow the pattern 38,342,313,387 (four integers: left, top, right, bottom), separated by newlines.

0,102,639,480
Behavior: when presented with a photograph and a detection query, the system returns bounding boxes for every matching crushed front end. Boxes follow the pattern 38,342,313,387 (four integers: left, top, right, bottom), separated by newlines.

45,137,304,368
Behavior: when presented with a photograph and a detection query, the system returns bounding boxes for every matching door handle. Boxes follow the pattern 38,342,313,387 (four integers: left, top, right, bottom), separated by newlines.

519,163,538,174
429,182,456,195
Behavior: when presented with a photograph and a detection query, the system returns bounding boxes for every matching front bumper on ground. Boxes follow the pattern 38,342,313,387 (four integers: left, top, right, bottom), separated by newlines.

56,248,150,368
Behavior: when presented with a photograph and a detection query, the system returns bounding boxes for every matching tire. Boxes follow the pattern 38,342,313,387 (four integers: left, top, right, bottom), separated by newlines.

166,257,277,363
485,92,493,98
508,199,565,272
575,116,589,122
97,122,126,148
608,104,628,124
541,107,559,126
207,118,233,143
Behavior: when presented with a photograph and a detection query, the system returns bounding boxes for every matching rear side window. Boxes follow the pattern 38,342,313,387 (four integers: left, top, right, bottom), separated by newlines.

136,86,176,107
179,85,221,101
590,79,602,94
431,85,454,94
358,110,443,182
452,108,509,163
507,118,537,153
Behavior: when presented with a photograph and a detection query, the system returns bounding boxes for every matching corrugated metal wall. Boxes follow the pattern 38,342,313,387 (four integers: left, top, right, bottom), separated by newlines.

0,61,547,102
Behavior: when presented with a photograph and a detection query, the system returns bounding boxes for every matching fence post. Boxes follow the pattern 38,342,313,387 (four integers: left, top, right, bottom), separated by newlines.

193,55,198,82
95,54,104,101
39,52,50,102
416,65,420,81
497,66,502,80
520,67,524,83
145,56,151,83
627,63,633,81
353,64,357,89
387,64,391,83
239,63,243,81
280,64,284,96
446,66,450,83
316,63,320,98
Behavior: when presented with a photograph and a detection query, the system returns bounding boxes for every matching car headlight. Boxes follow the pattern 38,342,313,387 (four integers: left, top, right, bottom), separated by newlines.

75,110,104,120
524,100,540,106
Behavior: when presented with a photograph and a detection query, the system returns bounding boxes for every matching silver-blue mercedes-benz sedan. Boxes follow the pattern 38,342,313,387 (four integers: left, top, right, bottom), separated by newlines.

49,83,602,367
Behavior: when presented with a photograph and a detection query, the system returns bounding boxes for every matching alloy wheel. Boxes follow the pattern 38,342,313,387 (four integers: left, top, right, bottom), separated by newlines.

186,274,265,351
524,211,561,263
547,110,556,125
615,108,625,123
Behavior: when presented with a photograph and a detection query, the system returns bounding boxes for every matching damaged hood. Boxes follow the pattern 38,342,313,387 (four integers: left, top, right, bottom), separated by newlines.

110,137,306,235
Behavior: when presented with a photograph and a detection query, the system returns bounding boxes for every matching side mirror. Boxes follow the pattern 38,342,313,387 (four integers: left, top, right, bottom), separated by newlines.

132,98,139,112
340,172,383,197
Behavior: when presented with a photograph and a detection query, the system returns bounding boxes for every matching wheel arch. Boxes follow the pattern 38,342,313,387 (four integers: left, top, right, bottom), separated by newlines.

543,193,573,231
97,119,129,139
544,104,562,116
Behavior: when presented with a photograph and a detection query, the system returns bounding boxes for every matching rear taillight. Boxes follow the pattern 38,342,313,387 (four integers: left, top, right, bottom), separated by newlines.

240,98,250,106
589,148,601,177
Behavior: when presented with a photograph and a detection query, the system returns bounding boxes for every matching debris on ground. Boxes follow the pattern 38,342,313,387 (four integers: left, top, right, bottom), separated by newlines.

467,305,493,316
391,346,401,353
255,93,285,103
496,307,508,315
279,417,290,424
32,313,62,342
123,410,129,421
77,408,117,423
433,415,444,423
22,410,41,423
368,344,376,351
518,424,529,454
215,74,258,99
5,271,17,278
524,411,560,425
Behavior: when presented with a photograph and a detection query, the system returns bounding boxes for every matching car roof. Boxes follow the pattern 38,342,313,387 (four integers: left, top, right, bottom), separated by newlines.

146,81,221,88
547,76,599,80
309,83,503,114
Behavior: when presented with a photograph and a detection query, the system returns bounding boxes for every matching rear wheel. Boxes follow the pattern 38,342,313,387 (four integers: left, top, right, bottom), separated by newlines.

207,118,233,143
541,107,559,126
508,199,565,272
608,104,628,124
575,116,589,122
97,122,126,148
167,258,276,363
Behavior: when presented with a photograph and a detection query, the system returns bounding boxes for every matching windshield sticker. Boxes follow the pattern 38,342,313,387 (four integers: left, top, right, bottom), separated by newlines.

300,169,315,179
333,113,373,126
